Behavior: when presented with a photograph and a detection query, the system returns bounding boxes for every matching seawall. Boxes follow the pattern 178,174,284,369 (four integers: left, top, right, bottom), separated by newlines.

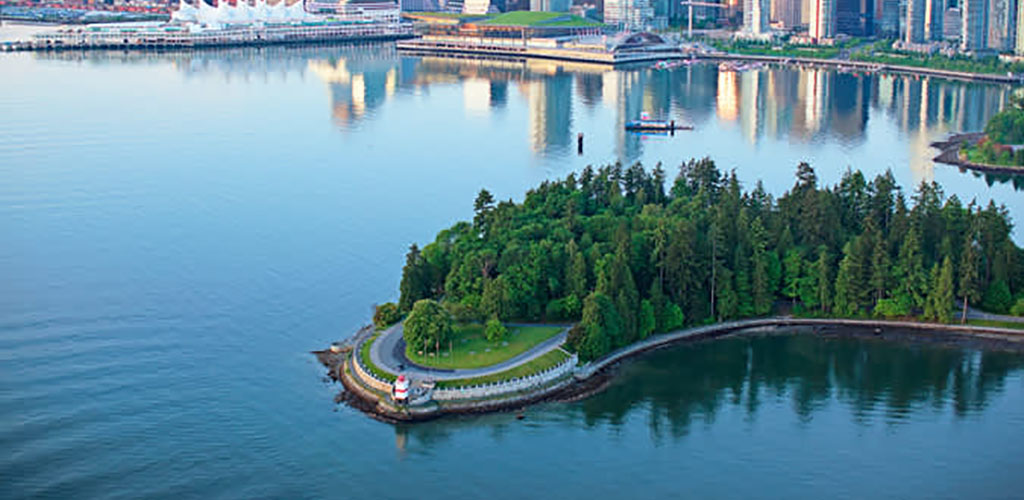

322,317,1024,423
700,53,1024,85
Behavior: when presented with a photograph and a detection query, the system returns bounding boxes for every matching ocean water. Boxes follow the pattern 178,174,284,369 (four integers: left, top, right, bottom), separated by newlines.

2,43,1023,498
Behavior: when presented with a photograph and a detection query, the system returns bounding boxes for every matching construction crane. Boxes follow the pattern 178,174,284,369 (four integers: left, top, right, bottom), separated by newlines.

680,0,727,38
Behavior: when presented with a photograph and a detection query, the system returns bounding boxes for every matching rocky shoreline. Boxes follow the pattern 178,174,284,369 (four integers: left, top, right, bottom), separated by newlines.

316,318,1024,424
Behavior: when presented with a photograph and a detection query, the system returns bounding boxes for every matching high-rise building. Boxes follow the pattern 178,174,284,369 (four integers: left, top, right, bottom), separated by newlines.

745,0,771,32
530,0,568,10
808,0,836,39
943,7,962,39
907,0,926,41
463,0,490,14
604,0,654,28
961,0,989,51
908,0,946,41
1017,0,1024,54
836,0,873,36
924,0,945,39
772,0,803,27
878,0,900,36
987,0,1017,50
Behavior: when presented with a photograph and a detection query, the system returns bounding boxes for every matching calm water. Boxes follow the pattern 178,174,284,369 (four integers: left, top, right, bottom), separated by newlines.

2,43,1024,498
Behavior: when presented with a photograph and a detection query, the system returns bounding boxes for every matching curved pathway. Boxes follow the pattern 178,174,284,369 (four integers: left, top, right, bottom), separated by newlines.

369,322,569,381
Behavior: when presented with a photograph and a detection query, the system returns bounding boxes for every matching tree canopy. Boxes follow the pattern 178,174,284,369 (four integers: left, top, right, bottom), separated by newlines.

397,159,1024,361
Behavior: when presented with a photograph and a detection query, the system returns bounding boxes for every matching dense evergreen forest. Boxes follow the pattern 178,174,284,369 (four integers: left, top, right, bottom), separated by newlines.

396,159,1024,361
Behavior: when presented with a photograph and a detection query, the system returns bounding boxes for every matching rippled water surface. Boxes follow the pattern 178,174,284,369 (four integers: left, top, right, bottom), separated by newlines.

2,43,1024,498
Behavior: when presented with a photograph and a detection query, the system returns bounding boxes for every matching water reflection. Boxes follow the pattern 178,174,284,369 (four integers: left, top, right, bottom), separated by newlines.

394,334,1024,452
577,334,1024,436
37,45,1017,171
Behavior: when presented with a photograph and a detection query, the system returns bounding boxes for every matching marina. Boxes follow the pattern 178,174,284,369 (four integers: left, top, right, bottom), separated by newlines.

1,0,413,51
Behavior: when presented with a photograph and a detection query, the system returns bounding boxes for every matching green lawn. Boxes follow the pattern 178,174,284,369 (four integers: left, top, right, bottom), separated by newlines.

479,11,600,27
851,51,1024,76
360,333,397,382
962,144,1024,167
967,319,1024,330
436,349,571,388
406,323,563,369
710,40,841,59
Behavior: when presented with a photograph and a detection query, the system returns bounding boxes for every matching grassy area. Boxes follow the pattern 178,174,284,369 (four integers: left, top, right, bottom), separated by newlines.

967,319,1024,330
359,333,397,382
406,323,563,369
479,11,600,27
436,349,571,388
709,40,841,59
851,50,1024,76
404,11,490,19
962,143,1024,167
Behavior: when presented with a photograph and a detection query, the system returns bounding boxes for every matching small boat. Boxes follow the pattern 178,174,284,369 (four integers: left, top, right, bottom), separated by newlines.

625,113,693,132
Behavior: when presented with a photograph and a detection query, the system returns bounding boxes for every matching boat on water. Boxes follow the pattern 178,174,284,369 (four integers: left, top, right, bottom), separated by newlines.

625,112,693,132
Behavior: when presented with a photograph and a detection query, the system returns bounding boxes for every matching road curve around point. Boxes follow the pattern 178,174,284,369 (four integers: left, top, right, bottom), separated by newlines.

369,322,570,381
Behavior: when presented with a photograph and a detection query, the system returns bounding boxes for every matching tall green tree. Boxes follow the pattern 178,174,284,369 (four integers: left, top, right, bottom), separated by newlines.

399,244,429,312
894,225,928,311
959,227,981,323
924,257,955,323
403,299,452,355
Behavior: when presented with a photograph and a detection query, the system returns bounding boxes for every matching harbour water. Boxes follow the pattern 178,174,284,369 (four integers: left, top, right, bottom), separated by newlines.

2,43,1023,498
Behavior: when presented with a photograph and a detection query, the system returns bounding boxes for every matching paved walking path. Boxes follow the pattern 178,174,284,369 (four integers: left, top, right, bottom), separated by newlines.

369,322,569,381
967,306,1024,324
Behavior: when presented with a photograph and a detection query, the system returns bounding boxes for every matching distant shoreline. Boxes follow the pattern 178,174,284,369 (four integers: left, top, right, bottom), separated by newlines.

930,132,1024,175
318,317,1024,424
702,52,1024,85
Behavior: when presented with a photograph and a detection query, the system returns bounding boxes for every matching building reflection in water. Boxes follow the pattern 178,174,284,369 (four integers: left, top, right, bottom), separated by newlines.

52,45,1016,188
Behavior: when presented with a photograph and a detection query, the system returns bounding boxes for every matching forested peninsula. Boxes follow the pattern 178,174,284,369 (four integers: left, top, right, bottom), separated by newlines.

395,159,1024,362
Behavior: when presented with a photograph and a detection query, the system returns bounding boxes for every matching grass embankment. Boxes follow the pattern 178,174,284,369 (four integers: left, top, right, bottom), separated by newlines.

709,39,860,60
479,11,600,27
359,333,397,383
406,324,563,369
967,319,1024,330
851,42,1024,75
436,349,571,388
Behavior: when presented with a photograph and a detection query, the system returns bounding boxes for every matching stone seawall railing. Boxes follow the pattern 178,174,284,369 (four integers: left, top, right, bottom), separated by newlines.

352,338,393,395
699,53,1024,84
575,317,1024,379
432,353,579,401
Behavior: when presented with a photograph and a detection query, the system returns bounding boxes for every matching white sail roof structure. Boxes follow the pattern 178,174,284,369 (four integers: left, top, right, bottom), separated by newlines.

170,0,314,25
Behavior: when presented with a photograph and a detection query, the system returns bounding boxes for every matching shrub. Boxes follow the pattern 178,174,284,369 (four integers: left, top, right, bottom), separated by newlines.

1011,298,1024,317
485,316,508,342
373,302,402,328
981,280,1013,314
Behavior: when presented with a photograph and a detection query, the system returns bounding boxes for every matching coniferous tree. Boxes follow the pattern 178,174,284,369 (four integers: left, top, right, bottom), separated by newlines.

814,246,832,313
399,244,429,313
925,257,955,323
393,160,1022,362
895,225,928,311
750,217,773,315
782,248,803,308
959,226,981,323
870,227,892,305
834,243,858,317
